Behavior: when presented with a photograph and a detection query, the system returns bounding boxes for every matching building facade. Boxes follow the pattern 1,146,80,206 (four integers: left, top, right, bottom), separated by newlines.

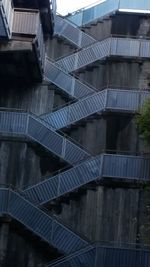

1,0,150,266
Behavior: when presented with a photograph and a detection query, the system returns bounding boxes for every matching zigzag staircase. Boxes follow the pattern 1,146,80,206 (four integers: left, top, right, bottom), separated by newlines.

54,15,96,48
47,245,96,266
1,5,150,265
45,15,150,100
40,12,150,264
23,154,150,206
47,244,150,267
55,37,150,73
41,89,150,130
66,0,150,27
45,59,95,99
0,111,90,165
0,187,88,254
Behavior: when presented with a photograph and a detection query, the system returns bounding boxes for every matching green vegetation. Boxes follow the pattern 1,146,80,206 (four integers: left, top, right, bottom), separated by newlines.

137,99,150,244
136,99,150,145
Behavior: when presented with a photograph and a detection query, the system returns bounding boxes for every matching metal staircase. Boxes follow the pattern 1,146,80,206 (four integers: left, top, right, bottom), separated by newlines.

23,154,150,206
54,15,96,48
47,10,98,100
22,13,150,261
0,111,90,165
67,0,150,27
45,36,150,99
1,2,150,266
41,89,150,130
0,187,88,254
56,37,150,73
47,243,150,267
47,245,96,267
46,16,150,102
0,0,14,38
45,59,95,99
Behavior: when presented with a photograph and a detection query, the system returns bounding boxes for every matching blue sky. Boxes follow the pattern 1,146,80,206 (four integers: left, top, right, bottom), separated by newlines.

57,0,102,15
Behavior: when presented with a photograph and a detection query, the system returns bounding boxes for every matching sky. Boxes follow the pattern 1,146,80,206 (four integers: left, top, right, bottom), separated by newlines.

56,0,102,15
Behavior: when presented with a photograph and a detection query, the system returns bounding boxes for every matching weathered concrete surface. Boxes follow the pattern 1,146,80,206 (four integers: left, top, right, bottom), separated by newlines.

46,37,76,60
84,14,150,39
51,14,150,248
0,12,150,266
0,222,53,267
58,187,144,243
0,83,53,115
0,48,64,264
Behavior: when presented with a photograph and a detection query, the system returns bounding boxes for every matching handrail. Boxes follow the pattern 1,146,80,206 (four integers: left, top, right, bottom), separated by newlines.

1,109,88,154
47,240,150,266
34,113,93,156
55,37,150,74
0,110,92,164
55,34,150,61
46,57,99,94
0,187,88,254
66,0,150,27
21,148,150,191
0,106,92,157
49,85,150,113
64,1,106,16
47,245,95,266
0,0,14,38
0,107,27,113
22,153,150,207
0,90,149,168
40,89,150,130
40,206,91,244
45,53,150,101
14,8,39,13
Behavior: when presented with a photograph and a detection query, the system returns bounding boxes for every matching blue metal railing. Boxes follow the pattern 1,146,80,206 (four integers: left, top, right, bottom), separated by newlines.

0,187,88,254
45,59,95,99
41,89,150,130
67,0,150,27
45,37,150,99
47,243,150,267
0,0,13,38
0,111,90,165
22,154,150,206
48,246,96,266
56,37,150,73
54,15,96,48
50,0,57,15
2,4,150,261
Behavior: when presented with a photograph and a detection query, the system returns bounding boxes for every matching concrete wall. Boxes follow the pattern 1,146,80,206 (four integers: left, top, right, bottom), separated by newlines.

58,186,150,244
0,37,65,265
0,223,46,267
0,12,150,266
83,14,150,39
53,14,150,245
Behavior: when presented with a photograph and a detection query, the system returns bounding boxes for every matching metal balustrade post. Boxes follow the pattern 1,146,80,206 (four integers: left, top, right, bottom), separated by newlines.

26,114,30,136
139,38,141,58
51,219,54,244
71,76,75,97
6,188,10,214
118,0,121,9
57,174,61,198
138,91,141,111
99,154,104,179
94,245,98,267
67,105,71,127
61,138,66,159
104,89,108,109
